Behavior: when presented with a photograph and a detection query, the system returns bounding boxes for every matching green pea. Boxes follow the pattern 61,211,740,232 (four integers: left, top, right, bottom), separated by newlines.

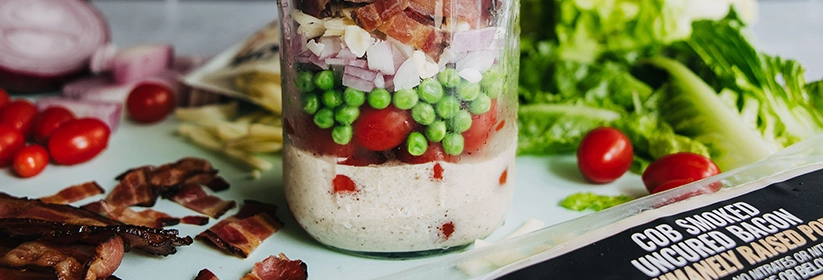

442,133,465,155
296,71,316,92
435,96,462,119
447,110,472,133
406,132,428,156
425,120,447,142
437,68,460,88
314,70,335,91
334,106,360,125
481,68,505,98
418,78,444,104
343,88,366,107
393,88,419,110
411,103,436,125
313,108,335,129
456,80,481,101
332,125,353,145
321,90,343,108
368,88,391,109
469,94,492,114
302,93,320,114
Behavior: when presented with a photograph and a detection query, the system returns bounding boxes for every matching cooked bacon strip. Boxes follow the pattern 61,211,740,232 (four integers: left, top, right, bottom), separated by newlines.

0,193,193,256
165,183,236,219
83,200,181,228
106,166,157,207
39,181,105,205
0,234,124,280
352,0,410,31
106,158,229,210
241,254,308,280
0,267,58,280
377,12,447,59
195,268,221,280
197,200,283,258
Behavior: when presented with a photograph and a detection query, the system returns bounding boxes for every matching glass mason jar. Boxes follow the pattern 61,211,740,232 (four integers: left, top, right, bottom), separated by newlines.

278,0,520,257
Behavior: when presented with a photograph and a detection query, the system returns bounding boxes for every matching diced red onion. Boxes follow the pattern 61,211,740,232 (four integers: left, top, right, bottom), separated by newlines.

455,50,497,73
89,43,118,74
308,54,329,69
35,97,122,131
62,75,132,104
451,27,498,53
344,65,378,81
366,41,395,75
325,57,348,66
112,44,174,84
317,37,341,59
346,59,368,69
373,74,385,89
336,47,358,60
342,73,375,92
0,0,110,92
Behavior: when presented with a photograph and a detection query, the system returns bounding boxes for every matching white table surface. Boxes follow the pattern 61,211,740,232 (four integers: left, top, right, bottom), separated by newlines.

1,1,821,279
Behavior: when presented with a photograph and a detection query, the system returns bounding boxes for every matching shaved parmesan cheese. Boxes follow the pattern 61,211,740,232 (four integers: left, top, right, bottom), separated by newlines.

393,57,420,90
412,51,439,79
458,68,483,83
291,10,325,38
343,25,374,58
366,41,395,75
306,39,324,56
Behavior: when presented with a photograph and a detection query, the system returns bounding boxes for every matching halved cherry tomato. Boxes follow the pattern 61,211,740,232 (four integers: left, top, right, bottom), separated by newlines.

13,144,49,178
642,152,720,193
462,100,498,155
0,99,37,137
576,127,633,184
0,87,10,108
353,105,414,151
31,106,75,144
48,118,111,165
0,124,25,167
126,83,175,123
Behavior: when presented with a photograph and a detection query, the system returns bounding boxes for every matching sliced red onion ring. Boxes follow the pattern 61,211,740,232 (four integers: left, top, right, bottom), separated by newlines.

0,0,109,92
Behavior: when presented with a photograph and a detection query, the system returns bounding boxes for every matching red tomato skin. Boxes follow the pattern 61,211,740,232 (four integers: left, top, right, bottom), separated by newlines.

462,100,498,155
0,88,10,108
48,118,111,165
13,144,49,178
353,105,414,151
576,127,634,184
0,99,37,137
642,152,721,193
0,124,25,167
126,83,175,123
31,106,75,144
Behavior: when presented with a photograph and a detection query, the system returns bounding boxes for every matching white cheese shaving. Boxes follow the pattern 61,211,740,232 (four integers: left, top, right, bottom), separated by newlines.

412,51,438,79
343,25,375,58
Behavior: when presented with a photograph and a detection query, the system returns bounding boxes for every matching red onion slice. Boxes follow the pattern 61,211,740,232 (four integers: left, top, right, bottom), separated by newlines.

0,0,109,92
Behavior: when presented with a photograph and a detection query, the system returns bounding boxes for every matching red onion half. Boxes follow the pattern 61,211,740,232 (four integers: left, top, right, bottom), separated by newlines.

0,0,109,92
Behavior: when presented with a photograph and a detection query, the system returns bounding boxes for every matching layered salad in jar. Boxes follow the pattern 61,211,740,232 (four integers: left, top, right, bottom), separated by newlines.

278,0,519,255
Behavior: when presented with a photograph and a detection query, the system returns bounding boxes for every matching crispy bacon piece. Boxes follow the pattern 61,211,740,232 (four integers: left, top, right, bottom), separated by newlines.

106,166,157,208
352,0,410,31
197,201,283,258
0,267,58,280
39,181,105,205
0,234,124,280
182,215,210,226
165,183,236,219
83,200,181,228
299,0,331,18
195,269,221,280
0,193,192,256
377,12,447,59
241,254,308,280
106,158,230,209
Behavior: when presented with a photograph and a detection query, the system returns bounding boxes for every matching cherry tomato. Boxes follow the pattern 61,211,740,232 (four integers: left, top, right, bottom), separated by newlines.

31,106,75,144
0,87,10,108
396,142,459,164
48,118,111,165
353,105,414,151
126,83,175,123
642,152,721,193
0,124,25,167
12,144,49,178
576,127,634,184
462,100,498,155
0,99,37,137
